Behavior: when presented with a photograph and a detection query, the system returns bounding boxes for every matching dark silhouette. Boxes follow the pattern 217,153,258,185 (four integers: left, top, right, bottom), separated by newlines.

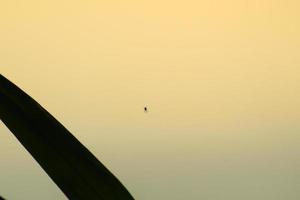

0,195,5,200
144,107,148,113
0,74,134,200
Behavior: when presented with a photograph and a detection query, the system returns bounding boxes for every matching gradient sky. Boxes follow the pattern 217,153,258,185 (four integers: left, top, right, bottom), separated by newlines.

1,1,300,199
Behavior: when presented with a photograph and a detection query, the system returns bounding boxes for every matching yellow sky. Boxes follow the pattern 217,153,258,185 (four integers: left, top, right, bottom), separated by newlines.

1,1,300,199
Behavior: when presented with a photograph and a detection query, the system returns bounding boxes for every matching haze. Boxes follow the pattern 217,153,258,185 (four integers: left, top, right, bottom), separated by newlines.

1,1,300,199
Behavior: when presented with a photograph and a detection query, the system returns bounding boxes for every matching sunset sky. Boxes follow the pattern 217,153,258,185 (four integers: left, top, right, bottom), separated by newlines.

1,1,300,199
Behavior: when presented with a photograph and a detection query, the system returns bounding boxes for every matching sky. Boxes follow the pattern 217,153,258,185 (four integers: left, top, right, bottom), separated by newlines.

1,0,300,199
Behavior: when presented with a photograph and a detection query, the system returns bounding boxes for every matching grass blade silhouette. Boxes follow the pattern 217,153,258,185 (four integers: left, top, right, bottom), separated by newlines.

0,74,134,200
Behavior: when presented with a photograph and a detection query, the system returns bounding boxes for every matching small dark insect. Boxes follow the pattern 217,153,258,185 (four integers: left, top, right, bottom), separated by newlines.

144,107,148,113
